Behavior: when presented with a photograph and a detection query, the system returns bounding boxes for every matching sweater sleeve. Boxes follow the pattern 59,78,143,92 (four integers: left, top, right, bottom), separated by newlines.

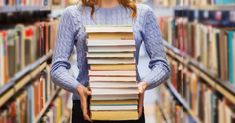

141,7,170,90
50,8,81,94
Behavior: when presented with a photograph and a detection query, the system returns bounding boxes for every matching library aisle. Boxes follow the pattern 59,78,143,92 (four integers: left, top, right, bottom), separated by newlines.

1,0,235,123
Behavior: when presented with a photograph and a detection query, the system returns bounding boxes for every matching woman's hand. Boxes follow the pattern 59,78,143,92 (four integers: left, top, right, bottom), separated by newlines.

77,85,92,122
138,81,148,118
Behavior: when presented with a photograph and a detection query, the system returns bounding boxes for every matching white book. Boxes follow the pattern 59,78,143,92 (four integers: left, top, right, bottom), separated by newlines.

87,40,135,46
85,26,133,33
90,105,138,111
90,82,138,88
87,52,134,58
91,88,139,95
88,46,136,53
92,94,138,100
88,58,135,64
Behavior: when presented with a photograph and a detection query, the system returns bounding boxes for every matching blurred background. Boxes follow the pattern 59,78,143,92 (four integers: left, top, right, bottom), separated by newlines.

0,0,235,123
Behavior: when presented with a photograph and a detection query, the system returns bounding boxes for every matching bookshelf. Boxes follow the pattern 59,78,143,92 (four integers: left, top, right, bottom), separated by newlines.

0,1,72,122
165,80,202,123
163,41,235,104
0,6,62,14
0,61,48,107
34,88,61,123
156,101,169,123
171,5,235,11
0,51,53,106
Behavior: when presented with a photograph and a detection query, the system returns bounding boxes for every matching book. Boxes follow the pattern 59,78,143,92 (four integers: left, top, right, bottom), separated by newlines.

86,26,138,121
91,110,138,121
90,82,138,89
90,105,138,111
88,58,135,65
0,19,59,88
87,40,135,46
90,64,136,71
0,32,3,87
0,0,50,7
92,94,139,100
87,52,134,58
89,70,136,77
89,76,136,82
85,26,134,40
233,33,235,86
167,56,235,123
91,88,139,96
159,15,235,83
90,100,138,106
87,46,136,53
228,31,235,84
42,90,71,123
0,65,61,123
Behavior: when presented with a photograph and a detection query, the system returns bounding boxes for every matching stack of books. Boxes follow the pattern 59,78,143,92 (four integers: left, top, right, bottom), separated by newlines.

85,26,139,121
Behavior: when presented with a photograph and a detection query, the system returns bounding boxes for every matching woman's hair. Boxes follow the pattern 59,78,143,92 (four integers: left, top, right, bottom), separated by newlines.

81,0,137,18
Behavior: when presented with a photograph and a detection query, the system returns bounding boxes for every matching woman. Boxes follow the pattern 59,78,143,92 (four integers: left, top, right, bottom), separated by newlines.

50,0,170,123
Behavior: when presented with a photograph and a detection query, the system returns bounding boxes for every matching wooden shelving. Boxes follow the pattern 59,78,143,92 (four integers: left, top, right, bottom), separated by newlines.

0,6,51,13
34,88,61,123
0,50,53,108
165,81,202,123
156,4,235,11
163,41,235,104
156,101,170,123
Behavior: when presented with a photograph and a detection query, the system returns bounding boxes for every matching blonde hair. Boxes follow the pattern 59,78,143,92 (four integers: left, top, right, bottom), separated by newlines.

81,0,137,18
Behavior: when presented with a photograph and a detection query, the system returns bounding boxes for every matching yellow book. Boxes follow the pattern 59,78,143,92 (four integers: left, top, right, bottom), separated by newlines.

85,26,134,40
88,33,134,40
90,64,136,71
91,110,138,121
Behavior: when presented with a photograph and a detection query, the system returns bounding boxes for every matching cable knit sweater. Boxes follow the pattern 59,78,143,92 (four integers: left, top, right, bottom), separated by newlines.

50,4,170,100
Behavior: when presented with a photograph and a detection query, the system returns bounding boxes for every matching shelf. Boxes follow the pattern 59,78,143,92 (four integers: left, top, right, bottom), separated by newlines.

0,50,53,108
192,4,235,11
34,88,61,123
50,7,65,18
163,41,235,104
0,6,51,14
156,101,170,123
156,4,235,11
165,81,202,123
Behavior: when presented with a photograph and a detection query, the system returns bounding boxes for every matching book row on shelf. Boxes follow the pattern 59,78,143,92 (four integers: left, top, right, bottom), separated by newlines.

0,19,58,88
158,11,235,86
167,55,235,123
0,0,49,7
40,90,71,123
156,84,197,123
0,65,70,123
153,0,235,7
0,2,72,123
156,6,235,122
0,0,77,9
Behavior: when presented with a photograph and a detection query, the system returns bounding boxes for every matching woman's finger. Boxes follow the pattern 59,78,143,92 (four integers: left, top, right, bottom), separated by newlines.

138,105,143,118
84,114,93,122
138,93,144,118
87,90,92,96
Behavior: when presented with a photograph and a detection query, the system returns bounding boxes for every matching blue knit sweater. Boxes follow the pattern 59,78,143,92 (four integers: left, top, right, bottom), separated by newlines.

50,4,170,100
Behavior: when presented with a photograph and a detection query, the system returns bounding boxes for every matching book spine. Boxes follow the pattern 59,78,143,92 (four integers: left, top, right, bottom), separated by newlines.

228,31,234,84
